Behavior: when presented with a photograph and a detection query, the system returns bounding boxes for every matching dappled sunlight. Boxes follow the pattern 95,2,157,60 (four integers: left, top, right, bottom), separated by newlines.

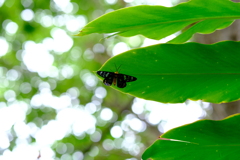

111,126,123,138
0,0,214,159
80,70,98,88
124,0,173,6
21,9,34,21
100,108,113,121
133,98,206,132
0,37,9,57
112,42,129,56
4,21,18,35
22,41,54,74
66,15,87,32
50,28,73,53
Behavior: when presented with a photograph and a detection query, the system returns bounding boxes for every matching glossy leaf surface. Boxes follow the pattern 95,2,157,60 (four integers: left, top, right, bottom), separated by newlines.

78,0,240,42
96,41,240,103
142,114,240,160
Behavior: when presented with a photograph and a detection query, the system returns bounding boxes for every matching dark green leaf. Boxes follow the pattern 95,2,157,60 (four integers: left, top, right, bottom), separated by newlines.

78,0,240,42
142,113,240,160
96,41,240,103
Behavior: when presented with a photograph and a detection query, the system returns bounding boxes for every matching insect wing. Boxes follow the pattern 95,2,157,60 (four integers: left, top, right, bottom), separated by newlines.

97,71,137,88
97,71,115,86
116,74,127,88
103,77,114,86
97,71,113,78
123,74,137,82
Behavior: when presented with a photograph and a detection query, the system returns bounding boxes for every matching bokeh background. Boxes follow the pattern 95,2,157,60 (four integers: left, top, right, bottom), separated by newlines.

0,0,213,159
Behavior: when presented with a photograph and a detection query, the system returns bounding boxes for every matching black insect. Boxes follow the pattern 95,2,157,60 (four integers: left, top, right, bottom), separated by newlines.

97,65,137,88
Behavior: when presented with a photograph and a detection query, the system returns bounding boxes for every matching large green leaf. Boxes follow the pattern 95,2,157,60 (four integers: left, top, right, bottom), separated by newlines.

168,19,233,44
142,113,240,160
96,41,240,103
78,0,240,42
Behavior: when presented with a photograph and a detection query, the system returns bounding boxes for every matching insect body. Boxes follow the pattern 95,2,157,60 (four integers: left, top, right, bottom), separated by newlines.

97,70,137,88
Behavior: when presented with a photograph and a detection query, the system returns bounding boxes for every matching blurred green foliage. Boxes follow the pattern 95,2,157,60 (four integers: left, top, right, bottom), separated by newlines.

0,0,160,159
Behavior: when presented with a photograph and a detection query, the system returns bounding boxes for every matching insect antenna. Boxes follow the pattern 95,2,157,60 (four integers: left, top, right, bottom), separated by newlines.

114,64,122,73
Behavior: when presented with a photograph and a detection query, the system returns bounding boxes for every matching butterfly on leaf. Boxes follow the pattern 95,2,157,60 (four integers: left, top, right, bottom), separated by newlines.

97,65,137,88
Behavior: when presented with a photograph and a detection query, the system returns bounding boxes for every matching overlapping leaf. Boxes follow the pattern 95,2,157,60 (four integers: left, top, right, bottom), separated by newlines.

78,0,240,43
142,114,240,160
96,41,240,103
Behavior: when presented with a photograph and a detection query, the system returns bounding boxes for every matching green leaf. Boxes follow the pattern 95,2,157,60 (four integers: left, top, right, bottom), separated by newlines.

96,41,240,103
168,19,233,44
78,0,240,42
142,113,240,160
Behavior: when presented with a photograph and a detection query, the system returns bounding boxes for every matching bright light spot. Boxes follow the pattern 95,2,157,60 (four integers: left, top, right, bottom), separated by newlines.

102,139,114,151
47,66,59,78
10,144,39,160
66,15,87,32
56,143,67,154
0,0,5,7
41,15,53,27
147,111,163,125
81,72,97,88
35,120,68,145
129,118,146,132
30,94,41,107
71,2,79,14
72,108,96,135
21,9,34,21
5,21,18,35
64,3,74,13
0,133,10,149
83,49,94,61
42,37,54,51
85,103,97,114
132,98,144,114
67,87,80,98
93,43,105,53
110,126,123,138
124,0,133,3
14,122,31,139
122,132,136,151
0,102,28,132
51,28,73,53
88,146,99,157
38,81,50,91
6,69,20,81
21,0,33,8
53,0,70,11
114,138,123,149
30,91,72,110
112,42,129,56
148,0,172,6
100,108,113,121
72,151,84,160
22,41,54,74
105,0,117,5
129,144,141,156
0,37,9,57
4,90,16,101
27,122,39,138
70,47,82,60
94,87,107,99
61,65,74,79
90,131,102,142
129,36,141,47
39,147,55,159
144,100,204,132
142,34,176,47
53,15,65,27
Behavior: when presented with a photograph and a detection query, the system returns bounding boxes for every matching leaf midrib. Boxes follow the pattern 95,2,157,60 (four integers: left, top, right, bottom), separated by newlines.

83,16,240,34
